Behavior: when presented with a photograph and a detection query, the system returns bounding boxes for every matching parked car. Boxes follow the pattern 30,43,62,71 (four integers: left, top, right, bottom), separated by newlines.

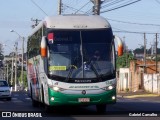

0,80,12,100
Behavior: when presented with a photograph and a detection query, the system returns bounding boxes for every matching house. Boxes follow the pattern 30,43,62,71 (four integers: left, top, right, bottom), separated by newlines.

118,60,160,93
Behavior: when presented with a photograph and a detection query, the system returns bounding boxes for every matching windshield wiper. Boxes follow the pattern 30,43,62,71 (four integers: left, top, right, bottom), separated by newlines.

88,61,103,82
83,52,103,82
65,57,79,82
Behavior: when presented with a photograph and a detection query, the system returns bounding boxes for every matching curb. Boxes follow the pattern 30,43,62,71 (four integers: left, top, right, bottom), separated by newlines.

117,94,160,98
124,94,160,98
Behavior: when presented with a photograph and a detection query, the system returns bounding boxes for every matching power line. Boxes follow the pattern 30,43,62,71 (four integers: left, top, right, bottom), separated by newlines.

101,0,142,13
62,0,87,14
30,0,48,15
155,0,160,4
74,1,91,14
106,18,160,27
63,4,81,12
101,0,127,9
63,4,86,14
85,9,92,15
113,28,160,34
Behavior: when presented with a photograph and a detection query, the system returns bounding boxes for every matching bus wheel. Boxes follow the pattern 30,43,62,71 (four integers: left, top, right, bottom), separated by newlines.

32,99,39,107
96,104,106,113
44,104,51,113
41,85,45,107
6,97,12,101
31,87,39,107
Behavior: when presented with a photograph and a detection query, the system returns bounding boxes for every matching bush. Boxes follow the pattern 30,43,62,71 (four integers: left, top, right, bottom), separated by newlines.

125,88,129,92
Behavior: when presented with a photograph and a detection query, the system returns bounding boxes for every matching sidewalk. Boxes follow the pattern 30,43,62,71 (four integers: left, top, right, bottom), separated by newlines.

117,90,160,99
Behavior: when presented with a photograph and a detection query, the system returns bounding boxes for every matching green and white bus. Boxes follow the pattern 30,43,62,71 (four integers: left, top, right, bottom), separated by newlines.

27,15,123,112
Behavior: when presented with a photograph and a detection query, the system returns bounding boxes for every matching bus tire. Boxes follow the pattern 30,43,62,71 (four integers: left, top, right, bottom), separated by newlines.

31,86,39,107
30,84,32,99
44,104,51,113
41,85,45,107
32,99,39,107
96,104,106,113
7,97,12,101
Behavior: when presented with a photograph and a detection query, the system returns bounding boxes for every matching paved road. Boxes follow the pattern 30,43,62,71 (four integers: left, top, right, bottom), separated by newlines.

0,91,160,120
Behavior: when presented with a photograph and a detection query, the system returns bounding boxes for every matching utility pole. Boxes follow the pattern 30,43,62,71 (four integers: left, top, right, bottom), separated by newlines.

31,18,41,28
21,37,24,89
11,56,14,91
156,33,158,73
123,36,128,67
10,30,25,90
91,0,104,15
7,63,8,83
58,0,62,15
14,42,18,91
144,33,146,73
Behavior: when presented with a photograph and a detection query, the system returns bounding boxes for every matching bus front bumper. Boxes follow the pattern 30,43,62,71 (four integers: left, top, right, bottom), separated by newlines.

48,88,116,106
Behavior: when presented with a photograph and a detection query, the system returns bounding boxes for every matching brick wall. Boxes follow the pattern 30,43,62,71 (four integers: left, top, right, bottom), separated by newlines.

129,60,160,92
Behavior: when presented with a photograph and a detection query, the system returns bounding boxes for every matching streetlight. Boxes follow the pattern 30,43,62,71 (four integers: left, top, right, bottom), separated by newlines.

10,30,25,91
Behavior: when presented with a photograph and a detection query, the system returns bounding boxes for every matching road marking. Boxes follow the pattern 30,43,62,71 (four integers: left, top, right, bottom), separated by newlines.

12,101,23,103
12,97,18,100
124,94,159,98
13,94,19,97
139,99,160,103
0,97,31,103
25,97,31,100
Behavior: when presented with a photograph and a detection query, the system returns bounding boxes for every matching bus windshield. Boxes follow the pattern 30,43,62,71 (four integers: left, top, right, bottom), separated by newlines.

47,29,115,83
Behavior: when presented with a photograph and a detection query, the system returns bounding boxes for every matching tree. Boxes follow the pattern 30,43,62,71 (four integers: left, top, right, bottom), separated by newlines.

18,71,27,89
133,45,144,54
0,43,4,61
0,43,3,53
116,52,134,70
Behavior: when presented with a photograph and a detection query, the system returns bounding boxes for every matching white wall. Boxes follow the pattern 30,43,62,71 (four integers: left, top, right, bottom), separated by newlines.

118,68,130,91
144,74,160,94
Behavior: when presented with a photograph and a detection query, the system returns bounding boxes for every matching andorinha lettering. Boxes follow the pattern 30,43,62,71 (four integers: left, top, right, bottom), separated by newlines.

69,86,99,88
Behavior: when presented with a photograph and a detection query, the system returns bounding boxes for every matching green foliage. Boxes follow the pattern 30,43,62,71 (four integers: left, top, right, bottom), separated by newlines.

0,53,4,61
133,46,144,54
0,43,3,54
0,44,4,61
125,88,129,92
116,52,134,69
133,45,160,54
23,71,28,88
18,71,27,88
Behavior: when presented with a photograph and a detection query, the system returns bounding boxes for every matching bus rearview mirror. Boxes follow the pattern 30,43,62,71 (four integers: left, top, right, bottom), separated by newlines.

41,36,47,57
114,35,123,56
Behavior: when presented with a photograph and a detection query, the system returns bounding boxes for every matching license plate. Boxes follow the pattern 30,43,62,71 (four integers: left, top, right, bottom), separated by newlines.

78,98,90,102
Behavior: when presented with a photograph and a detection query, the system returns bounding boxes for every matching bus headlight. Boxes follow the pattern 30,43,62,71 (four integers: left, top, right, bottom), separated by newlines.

48,85,65,92
53,86,59,91
101,85,115,91
53,86,65,92
108,85,114,90
112,96,116,100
